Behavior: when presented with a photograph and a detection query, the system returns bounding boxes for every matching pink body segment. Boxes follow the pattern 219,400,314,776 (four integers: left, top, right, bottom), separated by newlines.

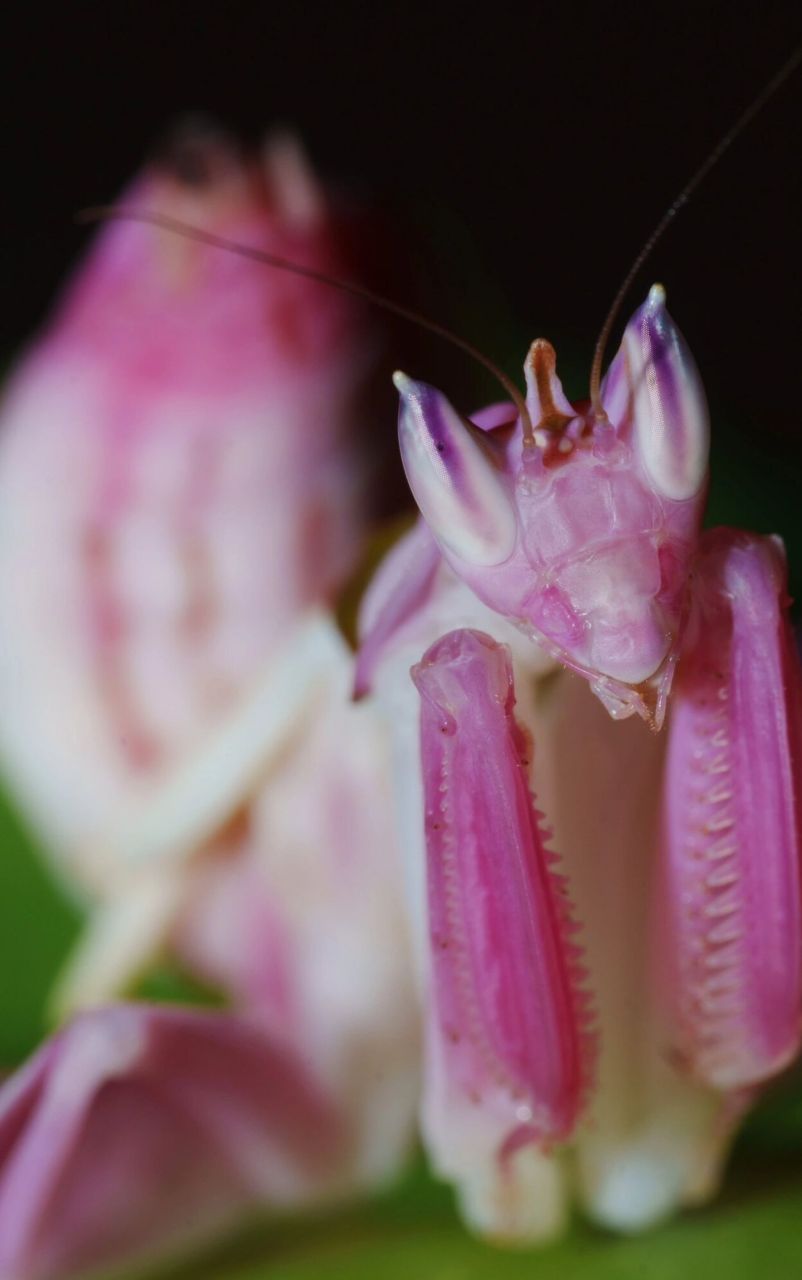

659,528,802,1090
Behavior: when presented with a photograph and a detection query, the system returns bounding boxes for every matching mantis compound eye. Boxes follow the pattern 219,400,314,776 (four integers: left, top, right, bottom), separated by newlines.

394,372,518,568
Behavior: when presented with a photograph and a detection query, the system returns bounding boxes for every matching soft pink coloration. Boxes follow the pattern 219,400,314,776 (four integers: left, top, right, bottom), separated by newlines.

362,538,738,1234
0,133,420,1279
359,541,573,1237
412,629,592,1221
0,1005,346,1280
395,285,709,726
360,286,802,1239
659,528,802,1090
0,126,375,873
172,624,421,1188
414,630,589,1137
0,620,420,1280
0,121,797,1264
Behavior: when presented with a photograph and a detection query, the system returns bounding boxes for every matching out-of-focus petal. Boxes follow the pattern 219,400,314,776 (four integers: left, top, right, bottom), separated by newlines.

52,612,355,1011
0,1004,346,1280
173,622,421,1189
0,129,375,881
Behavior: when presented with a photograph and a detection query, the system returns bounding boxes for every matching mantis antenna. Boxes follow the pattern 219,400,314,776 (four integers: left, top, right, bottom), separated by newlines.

77,205,536,445
588,43,802,416
80,43,800,440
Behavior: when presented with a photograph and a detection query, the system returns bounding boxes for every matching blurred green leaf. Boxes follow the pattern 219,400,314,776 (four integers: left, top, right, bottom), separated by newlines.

154,1153,802,1280
134,962,227,1008
0,785,82,1066
706,409,802,605
737,1063,802,1154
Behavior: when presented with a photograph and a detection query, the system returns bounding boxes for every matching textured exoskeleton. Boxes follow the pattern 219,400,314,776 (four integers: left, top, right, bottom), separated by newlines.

413,628,593,1236
658,528,802,1092
360,286,802,1239
394,285,709,727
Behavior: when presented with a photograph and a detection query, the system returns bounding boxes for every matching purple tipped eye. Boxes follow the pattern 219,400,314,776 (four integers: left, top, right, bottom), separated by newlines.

617,286,709,501
394,373,517,567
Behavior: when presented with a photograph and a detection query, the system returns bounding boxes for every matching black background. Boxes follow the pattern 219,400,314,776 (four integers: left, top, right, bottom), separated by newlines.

3,1,801,447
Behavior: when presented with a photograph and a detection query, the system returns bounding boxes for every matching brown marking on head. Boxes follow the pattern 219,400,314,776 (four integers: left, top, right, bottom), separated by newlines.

632,677,661,732
527,339,573,433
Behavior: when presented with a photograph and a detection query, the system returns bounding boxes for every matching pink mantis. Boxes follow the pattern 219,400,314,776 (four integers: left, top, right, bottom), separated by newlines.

356,282,802,1236
0,63,799,1272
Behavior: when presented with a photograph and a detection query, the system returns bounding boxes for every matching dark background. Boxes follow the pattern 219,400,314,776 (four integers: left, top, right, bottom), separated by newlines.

3,2,801,452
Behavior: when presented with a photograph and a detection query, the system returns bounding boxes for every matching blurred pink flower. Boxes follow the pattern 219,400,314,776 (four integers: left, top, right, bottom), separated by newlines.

0,123,375,882
0,130,419,1279
0,1005,348,1280
0,619,420,1280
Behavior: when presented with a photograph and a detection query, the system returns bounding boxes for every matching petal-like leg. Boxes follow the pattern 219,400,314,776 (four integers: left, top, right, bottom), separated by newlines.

358,535,557,970
0,1006,345,1280
412,629,593,1241
658,528,802,1091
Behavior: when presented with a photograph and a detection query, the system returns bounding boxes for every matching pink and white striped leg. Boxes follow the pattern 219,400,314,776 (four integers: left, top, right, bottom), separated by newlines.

659,527,802,1092
412,628,594,1241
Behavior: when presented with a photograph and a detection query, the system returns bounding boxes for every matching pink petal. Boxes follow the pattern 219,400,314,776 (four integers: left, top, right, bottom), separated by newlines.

0,128,374,872
0,1005,346,1280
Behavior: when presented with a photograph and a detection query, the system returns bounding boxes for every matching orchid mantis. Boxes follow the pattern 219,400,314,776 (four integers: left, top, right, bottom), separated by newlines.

0,57,798,1277
357,284,802,1237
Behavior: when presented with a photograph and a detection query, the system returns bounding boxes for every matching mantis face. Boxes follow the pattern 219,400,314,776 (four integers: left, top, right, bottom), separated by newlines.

397,285,709,727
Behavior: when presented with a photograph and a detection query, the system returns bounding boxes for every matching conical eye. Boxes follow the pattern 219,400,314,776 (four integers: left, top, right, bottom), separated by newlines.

605,285,709,501
394,372,518,567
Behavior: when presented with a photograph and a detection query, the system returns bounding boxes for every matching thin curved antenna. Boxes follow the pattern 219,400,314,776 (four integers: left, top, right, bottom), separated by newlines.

77,205,535,445
588,42,802,415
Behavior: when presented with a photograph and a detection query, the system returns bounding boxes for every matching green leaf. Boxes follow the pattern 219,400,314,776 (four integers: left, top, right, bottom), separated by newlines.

152,1152,802,1280
133,962,227,1008
0,785,82,1066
